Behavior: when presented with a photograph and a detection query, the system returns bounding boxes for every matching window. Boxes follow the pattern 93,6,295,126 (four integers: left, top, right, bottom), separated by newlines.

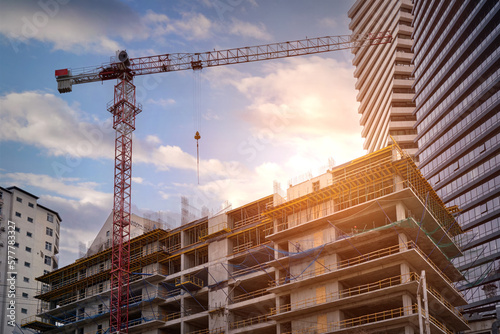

45,242,52,251
98,304,103,314
14,227,20,232
25,246,31,253
26,232,32,237
106,230,110,237
24,262,30,268
16,197,22,203
15,212,21,217
23,277,29,283
98,283,103,293
27,217,33,223
22,292,28,298
97,324,103,334
21,308,27,314
14,242,19,248
99,263,105,272
46,227,53,236
47,213,54,222
28,202,34,208
44,255,52,266
44,270,50,275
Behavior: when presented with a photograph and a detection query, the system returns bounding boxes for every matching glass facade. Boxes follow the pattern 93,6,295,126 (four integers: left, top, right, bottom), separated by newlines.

412,0,500,320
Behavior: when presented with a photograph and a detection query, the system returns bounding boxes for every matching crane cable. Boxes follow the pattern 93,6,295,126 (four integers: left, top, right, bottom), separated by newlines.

193,68,202,184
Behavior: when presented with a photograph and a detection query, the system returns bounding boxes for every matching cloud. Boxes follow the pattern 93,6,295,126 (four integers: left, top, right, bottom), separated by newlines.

146,97,176,108
234,56,360,137
0,1,272,53
145,11,214,40
0,172,112,208
0,91,242,178
0,91,115,159
132,177,144,184
318,17,338,29
214,56,365,164
0,0,147,54
228,18,272,40
145,10,271,41
202,111,220,121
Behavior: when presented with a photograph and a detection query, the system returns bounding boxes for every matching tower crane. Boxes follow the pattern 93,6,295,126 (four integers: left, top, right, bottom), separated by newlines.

54,31,391,334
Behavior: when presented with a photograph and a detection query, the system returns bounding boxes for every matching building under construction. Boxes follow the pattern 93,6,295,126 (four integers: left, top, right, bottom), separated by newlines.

22,144,470,334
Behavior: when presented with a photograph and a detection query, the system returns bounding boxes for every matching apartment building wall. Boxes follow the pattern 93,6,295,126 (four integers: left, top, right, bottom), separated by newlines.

411,0,500,324
348,0,418,156
0,186,61,334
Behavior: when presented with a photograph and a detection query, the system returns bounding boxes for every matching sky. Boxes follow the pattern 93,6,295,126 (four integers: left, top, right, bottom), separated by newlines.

0,0,364,266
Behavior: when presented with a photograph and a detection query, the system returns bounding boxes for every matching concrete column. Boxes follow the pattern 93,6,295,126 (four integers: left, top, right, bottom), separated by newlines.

400,262,411,277
398,232,409,251
404,325,415,334
402,292,413,315
331,310,344,331
331,279,342,300
395,174,404,191
329,253,342,271
396,201,407,221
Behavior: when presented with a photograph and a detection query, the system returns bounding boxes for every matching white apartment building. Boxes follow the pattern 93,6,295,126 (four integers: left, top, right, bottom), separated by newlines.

0,186,61,334
348,0,418,156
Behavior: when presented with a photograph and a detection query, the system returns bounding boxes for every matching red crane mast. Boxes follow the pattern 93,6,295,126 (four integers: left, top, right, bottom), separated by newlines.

54,31,392,334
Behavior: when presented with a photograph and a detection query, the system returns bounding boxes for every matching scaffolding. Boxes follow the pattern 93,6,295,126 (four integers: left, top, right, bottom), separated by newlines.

262,144,463,239
22,144,468,334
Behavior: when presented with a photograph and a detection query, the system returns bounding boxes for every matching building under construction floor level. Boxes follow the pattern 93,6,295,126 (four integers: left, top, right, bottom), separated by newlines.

22,144,469,334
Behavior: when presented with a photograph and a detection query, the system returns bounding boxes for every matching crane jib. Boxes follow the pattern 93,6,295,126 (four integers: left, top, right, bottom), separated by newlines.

54,31,392,94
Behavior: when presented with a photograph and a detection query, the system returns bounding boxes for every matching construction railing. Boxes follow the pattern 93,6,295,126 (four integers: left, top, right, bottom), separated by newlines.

272,273,419,314
282,304,418,334
175,274,205,289
233,213,262,229
20,315,55,328
271,242,404,286
427,285,468,324
270,241,463,298
232,262,271,277
188,327,225,334
199,222,231,240
232,287,270,304
429,314,454,334
229,312,273,329
270,271,467,324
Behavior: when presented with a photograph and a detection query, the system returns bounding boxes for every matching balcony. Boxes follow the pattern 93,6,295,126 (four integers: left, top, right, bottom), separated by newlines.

199,222,231,240
281,303,466,334
175,274,204,290
270,272,468,329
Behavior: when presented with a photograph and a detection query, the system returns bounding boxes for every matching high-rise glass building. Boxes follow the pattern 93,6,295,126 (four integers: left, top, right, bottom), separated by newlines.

412,0,500,325
348,0,419,156
350,0,500,329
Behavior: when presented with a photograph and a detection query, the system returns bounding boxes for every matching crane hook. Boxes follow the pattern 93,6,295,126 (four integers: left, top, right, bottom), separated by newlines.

195,131,201,184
